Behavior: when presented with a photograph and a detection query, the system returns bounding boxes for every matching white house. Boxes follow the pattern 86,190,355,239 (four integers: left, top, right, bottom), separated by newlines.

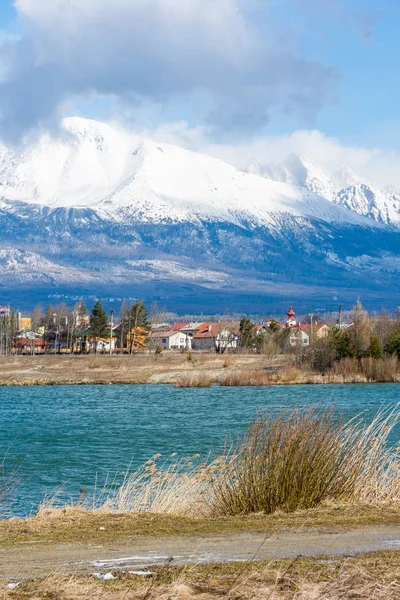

179,322,205,337
193,322,239,352
289,327,310,347
150,330,192,350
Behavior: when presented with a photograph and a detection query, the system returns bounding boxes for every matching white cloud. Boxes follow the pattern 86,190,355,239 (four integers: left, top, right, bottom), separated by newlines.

0,0,336,140
132,119,400,188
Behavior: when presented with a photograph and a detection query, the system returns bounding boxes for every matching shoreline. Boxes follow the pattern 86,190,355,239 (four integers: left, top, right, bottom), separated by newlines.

1,378,400,387
0,353,399,387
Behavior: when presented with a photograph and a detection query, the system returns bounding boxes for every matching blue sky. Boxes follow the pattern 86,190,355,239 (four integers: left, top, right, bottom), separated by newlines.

0,0,400,182
0,1,15,26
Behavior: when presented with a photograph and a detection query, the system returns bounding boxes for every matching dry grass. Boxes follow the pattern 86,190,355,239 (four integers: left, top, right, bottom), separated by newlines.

175,375,214,388
2,502,400,545
220,370,273,386
213,406,400,515
98,454,217,516
25,407,400,523
0,353,276,386
2,551,400,599
1,353,399,386
328,356,400,383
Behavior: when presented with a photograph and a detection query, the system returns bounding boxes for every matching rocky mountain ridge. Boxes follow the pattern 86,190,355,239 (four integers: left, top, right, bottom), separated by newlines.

0,117,399,311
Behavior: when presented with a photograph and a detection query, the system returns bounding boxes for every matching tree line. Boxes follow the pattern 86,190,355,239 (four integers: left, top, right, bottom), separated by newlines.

238,301,400,370
0,299,151,355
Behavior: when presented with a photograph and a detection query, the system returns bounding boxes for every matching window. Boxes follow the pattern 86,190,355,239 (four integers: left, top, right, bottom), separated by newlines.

162,338,167,344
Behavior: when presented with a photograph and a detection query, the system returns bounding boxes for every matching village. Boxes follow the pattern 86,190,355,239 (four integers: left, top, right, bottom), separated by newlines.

0,301,352,355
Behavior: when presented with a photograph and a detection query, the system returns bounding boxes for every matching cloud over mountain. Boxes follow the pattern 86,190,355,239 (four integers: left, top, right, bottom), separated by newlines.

0,0,337,140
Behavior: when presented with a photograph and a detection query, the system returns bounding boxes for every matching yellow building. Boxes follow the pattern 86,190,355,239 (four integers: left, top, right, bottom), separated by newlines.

19,317,32,331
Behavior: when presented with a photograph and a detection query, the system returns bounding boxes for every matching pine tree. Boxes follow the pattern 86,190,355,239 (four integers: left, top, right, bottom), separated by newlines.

331,327,355,360
239,317,256,348
90,301,109,352
386,326,400,359
268,319,280,333
368,334,384,359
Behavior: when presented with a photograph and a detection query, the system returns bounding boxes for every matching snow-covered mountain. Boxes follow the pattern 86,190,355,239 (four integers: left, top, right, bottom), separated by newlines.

249,154,338,202
254,154,400,227
0,117,368,227
0,117,399,311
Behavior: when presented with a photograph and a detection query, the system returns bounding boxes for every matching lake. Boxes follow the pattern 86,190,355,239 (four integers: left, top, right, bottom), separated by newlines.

0,384,399,516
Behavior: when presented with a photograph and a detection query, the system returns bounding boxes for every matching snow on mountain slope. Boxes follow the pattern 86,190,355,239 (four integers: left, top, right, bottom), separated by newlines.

0,248,106,285
250,154,337,201
253,154,400,227
331,165,363,190
335,184,400,225
0,117,370,228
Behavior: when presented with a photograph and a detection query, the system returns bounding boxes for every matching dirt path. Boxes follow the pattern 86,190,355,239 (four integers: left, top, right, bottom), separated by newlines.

1,525,399,580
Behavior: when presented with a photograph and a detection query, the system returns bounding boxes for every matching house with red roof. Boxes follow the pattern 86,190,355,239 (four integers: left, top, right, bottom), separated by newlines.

15,337,46,354
149,330,192,350
193,322,239,352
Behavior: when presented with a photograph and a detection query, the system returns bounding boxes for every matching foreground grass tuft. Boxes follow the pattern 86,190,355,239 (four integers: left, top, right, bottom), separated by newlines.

213,406,400,515
2,551,400,599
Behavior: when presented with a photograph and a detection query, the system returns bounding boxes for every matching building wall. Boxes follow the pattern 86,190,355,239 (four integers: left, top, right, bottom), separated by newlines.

158,333,191,350
290,331,310,347
194,337,215,350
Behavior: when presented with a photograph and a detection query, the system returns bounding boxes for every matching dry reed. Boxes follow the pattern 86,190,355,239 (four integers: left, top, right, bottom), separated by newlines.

175,375,214,388
329,356,400,382
97,454,218,517
33,406,400,520
219,370,272,386
212,406,400,515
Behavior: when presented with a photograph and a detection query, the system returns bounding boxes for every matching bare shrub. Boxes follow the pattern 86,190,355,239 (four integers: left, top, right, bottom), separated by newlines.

329,356,400,382
360,356,399,382
175,375,214,388
219,370,272,386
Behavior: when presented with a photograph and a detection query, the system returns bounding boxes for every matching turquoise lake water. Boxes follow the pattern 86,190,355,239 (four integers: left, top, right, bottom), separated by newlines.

0,384,399,516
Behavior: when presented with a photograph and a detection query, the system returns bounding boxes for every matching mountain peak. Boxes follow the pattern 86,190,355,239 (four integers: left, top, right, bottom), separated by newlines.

332,165,363,190
251,153,336,201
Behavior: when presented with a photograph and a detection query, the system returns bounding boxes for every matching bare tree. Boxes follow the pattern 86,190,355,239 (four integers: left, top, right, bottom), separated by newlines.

373,309,396,349
31,305,44,332
349,300,371,359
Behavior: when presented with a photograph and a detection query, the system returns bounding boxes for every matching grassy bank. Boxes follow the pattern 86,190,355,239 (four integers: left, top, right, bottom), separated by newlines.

1,503,400,545
1,354,399,386
2,551,400,599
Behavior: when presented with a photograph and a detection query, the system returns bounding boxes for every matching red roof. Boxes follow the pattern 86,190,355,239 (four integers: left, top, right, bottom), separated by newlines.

193,322,218,339
193,322,240,339
17,338,45,347
171,322,189,331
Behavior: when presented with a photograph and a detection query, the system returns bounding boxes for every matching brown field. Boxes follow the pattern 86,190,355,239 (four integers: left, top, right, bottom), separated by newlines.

2,550,399,599
1,353,399,386
0,353,285,386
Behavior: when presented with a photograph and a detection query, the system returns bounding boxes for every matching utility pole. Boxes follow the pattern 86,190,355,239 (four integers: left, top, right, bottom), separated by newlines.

309,313,314,345
109,309,114,356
